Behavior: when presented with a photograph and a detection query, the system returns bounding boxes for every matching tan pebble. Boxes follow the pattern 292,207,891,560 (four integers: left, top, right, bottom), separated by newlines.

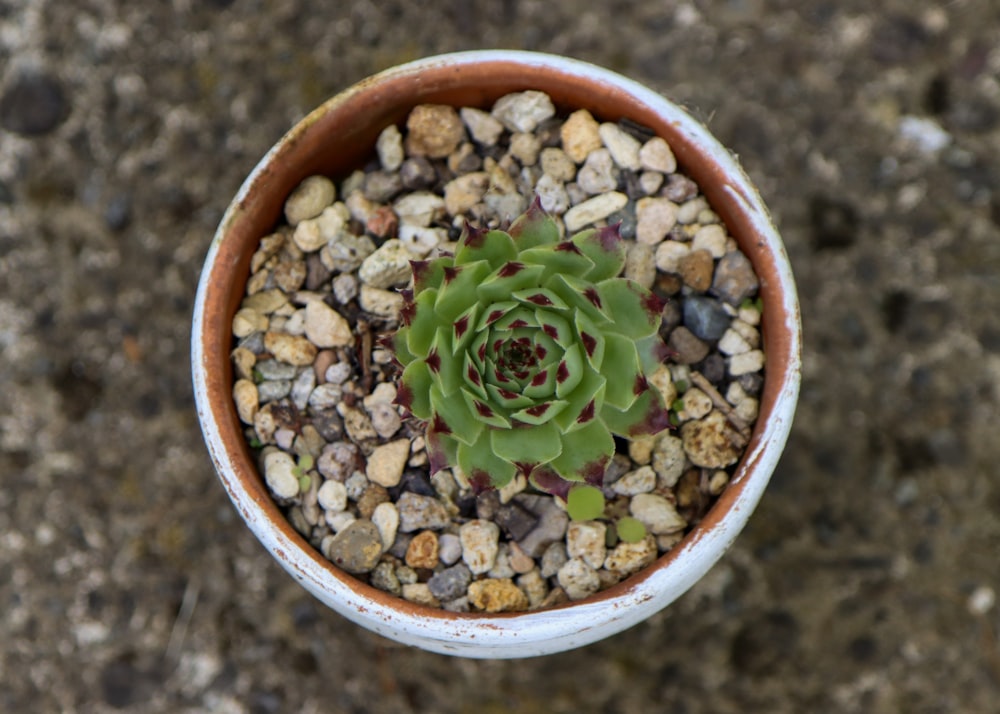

263,332,317,366
405,104,466,159
358,285,403,319
312,350,337,384
232,307,268,338
598,122,642,170
284,175,336,226
539,147,577,181
624,242,656,289
467,579,529,613
303,300,353,348
563,191,628,232
405,530,440,569
639,136,677,173
628,435,656,465
232,379,259,424
728,349,765,376
678,249,714,292
371,502,399,551
603,536,657,577
230,346,256,380
444,172,490,216
680,410,742,468
242,288,288,315
507,541,535,574
366,439,410,488
401,583,441,607
561,109,603,163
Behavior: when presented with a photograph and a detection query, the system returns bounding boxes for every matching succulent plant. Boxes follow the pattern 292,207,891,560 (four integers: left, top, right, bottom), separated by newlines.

390,199,672,502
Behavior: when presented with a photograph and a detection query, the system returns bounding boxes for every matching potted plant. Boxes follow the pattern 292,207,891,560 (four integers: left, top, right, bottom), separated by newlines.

192,50,801,658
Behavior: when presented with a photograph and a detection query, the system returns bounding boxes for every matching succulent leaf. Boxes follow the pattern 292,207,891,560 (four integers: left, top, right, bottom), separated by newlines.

572,225,627,282
389,201,672,497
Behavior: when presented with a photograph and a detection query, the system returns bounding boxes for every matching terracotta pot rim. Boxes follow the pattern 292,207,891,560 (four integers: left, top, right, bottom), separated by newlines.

192,50,801,658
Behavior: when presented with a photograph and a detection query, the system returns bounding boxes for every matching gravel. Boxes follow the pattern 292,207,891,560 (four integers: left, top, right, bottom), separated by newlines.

230,91,766,611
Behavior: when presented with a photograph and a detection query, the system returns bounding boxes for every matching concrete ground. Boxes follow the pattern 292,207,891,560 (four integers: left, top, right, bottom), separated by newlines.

2,1,999,711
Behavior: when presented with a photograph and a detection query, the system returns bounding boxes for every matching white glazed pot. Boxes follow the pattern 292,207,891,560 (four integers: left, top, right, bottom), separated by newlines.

192,50,801,658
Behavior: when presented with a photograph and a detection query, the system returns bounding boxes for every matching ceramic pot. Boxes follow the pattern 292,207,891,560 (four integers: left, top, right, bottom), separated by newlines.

192,50,801,658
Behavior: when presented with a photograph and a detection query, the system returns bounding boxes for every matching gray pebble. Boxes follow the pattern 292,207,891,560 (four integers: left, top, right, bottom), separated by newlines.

257,379,291,403
396,492,451,532
370,561,402,595
516,497,569,558
683,295,732,341
712,250,760,306
363,170,403,203
540,541,569,578
576,148,618,195
255,359,298,380
326,519,383,574
400,156,437,190
290,368,315,410
331,273,358,304
427,563,472,602
376,124,404,171
667,325,710,364
491,90,555,133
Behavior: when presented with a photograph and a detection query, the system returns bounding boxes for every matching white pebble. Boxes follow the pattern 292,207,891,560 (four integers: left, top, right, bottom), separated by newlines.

718,327,752,356
393,191,445,227
630,493,687,535
371,502,399,551
638,136,677,173
566,521,607,570
598,123,642,170
728,349,765,376
332,273,358,304
263,450,300,499
317,479,347,512
563,191,628,232
677,197,709,224
691,224,728,258
438,533,462,565
358,239,414,289
535,173,570,215
459,107,504,146
376,124,404,171
398,224,444,257
344,470,368,501
358,285,403,319
612,465,657,496
636,197,679,245
680,388,713,421
324,361,352,385
325,509,356,533
556,557,600,600
654,240,691,273
576,148,617,195
491,90,555,133
968,586,996,616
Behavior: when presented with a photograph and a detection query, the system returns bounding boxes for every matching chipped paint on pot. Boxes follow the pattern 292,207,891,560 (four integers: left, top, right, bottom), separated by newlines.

192,50,801,658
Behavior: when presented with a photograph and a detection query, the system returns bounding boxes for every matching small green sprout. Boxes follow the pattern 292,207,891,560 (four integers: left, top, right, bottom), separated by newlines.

566,485,606,521
615,516,647,543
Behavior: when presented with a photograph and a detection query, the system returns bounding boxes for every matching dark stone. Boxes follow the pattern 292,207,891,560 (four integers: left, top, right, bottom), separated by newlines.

494,501,538,541
730,610,800,675
305,252,333,291
682,296,730,341
737,371,764,396
694,352,726,385
711,251,759,306
398,470,436,497
104,194,132,232
475,489,501,521
809,195,859,250
0,71,69,136
848,635,878,663
362,170,403,203
667,326,709,365
0,179,12,205
881,289,911,333
310,409,343,441
924,73,949,115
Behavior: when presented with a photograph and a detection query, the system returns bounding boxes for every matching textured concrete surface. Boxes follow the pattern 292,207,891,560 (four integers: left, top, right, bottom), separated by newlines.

2,1,999,712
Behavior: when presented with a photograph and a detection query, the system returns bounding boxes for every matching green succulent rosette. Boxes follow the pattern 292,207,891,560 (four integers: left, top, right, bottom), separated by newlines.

391,200,672,496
